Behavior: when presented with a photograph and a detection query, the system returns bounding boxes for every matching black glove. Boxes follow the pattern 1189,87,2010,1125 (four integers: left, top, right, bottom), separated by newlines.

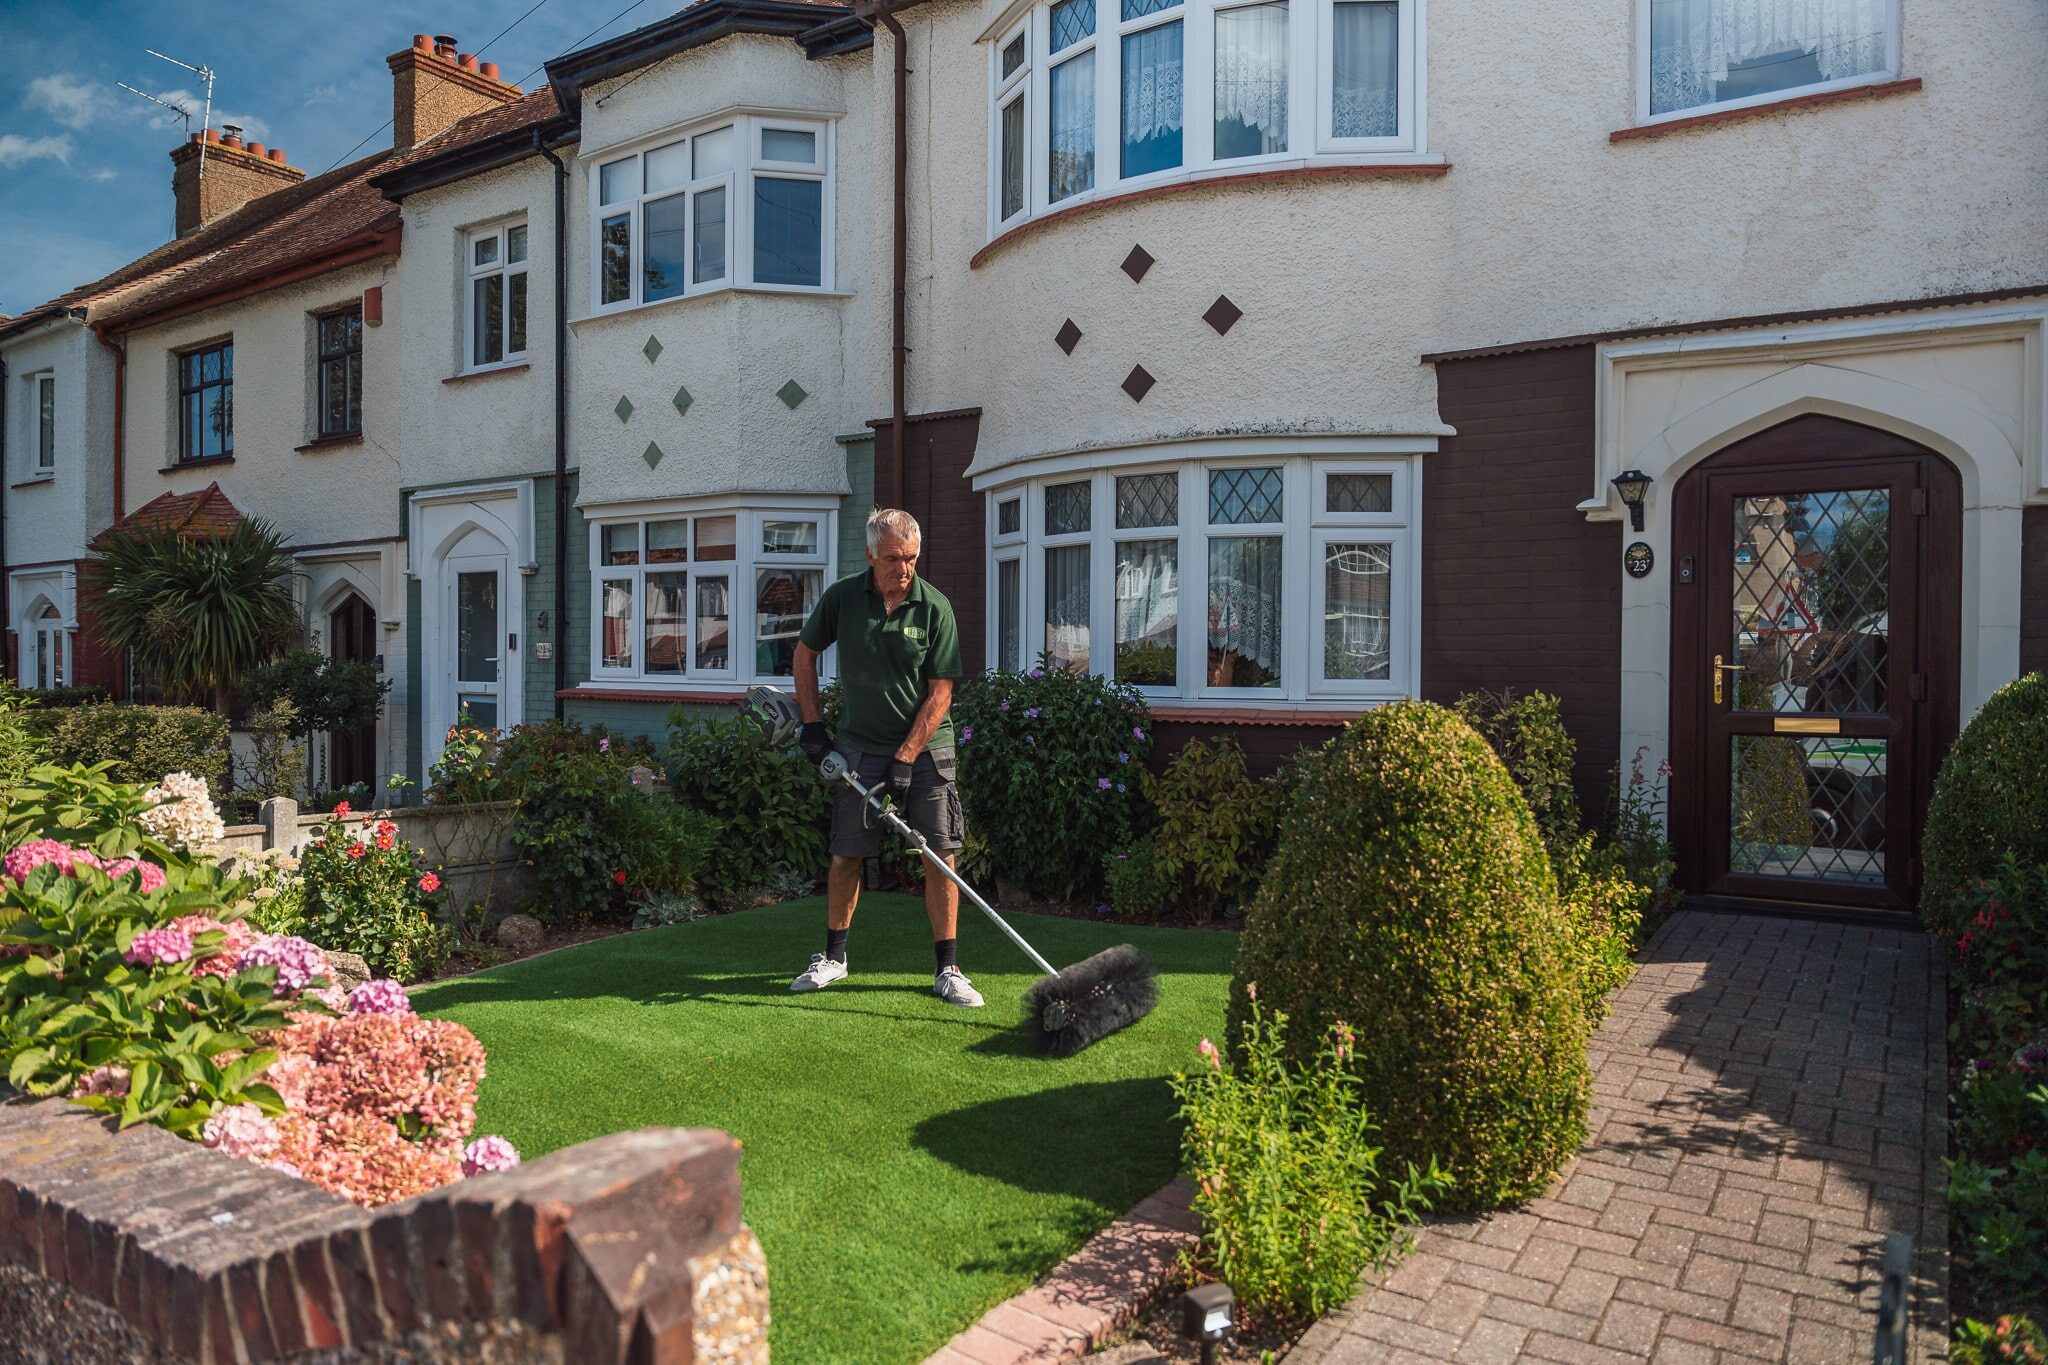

886,758,915,805
799,721,831,763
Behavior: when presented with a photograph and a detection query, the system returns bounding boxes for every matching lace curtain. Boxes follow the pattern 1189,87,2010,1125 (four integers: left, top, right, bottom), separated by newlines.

1650,0,1889,114
1215,2,1288,154
1332,0,1398,137
1046,544,1091,673
1121,23,1185,148
1049,51,1098,200
1207,538,1284,688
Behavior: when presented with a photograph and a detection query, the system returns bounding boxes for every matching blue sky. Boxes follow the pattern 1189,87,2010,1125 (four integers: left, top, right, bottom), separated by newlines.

0,0,674,316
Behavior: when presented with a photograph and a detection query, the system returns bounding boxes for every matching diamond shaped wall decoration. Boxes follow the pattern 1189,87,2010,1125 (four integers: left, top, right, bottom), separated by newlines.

777,380,808,409
1121,245,1154,283
1203,295,1243,335
643,335,663,363
1122,364,1155,402
614,395,635,423
643,441,665,469
1055,319,1083,354
671,385,693,417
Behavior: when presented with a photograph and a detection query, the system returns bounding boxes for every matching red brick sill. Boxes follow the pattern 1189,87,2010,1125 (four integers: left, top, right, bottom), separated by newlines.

556,686,743,705
295,433,364,454
970,162,1452,270
443,363,530,384
1149,705,1363,727
1610,77,1922,142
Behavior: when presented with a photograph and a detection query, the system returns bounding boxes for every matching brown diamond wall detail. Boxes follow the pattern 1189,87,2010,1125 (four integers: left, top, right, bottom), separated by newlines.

1203,295,1243,335
1122,365,1156,402
1121,245,1154,282
1056,319,1083,354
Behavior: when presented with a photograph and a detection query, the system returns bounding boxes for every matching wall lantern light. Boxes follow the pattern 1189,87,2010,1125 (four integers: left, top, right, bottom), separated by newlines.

1181,1282,1236,1365
1611,469,1653,532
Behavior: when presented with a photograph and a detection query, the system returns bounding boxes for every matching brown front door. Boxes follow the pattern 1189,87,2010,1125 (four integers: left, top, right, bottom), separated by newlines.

328,593,378,792
1670,416,1961,913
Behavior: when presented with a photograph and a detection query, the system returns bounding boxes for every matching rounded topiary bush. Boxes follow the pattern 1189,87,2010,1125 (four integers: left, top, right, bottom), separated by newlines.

1227,700,1590,1211
1922,672,2048,935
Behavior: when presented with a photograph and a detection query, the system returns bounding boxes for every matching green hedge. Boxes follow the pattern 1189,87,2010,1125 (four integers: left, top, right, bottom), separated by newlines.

44,703,230,796
1923,673,2048,934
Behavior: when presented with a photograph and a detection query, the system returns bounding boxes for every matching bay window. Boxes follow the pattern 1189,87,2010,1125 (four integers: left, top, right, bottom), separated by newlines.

592,114,832,310
587,505,832,687
989,0,1421,229
985,454,1418,703
1644,0,1895,120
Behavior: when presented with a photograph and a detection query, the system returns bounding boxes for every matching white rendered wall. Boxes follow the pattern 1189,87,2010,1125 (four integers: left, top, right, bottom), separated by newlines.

4,321,112,569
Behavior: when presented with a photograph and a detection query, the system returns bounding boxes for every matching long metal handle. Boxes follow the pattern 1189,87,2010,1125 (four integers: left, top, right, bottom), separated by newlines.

1713,653,1746,705
835,769,1060,978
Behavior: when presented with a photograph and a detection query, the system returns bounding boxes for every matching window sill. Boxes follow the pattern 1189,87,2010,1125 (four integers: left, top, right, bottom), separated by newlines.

444,363,530,384
570,286,854,328
161,455,234,473
1148,703,1371,726
1611,76,1922,142
10,475,56,491
556,686,748,704
296,433,364,454
972,160,1452,269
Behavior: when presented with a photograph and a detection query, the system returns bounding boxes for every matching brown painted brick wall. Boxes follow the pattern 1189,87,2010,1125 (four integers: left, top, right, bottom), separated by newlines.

1422,345,1621,816
2025,505,2048,676
874,410,986,675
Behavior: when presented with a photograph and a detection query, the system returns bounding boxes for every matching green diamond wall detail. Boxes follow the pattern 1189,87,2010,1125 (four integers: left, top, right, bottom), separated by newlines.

777,380,808,409
643,336,664,363
672,385,693,417
643,441,665,469
614,395,635,422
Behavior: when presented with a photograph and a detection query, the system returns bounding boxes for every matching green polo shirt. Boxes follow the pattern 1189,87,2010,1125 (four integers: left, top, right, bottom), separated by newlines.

799,570,963,756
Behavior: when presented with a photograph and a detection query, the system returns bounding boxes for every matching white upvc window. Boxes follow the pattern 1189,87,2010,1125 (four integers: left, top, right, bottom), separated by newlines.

990,0,1420,231
33,372,55,474
592,115,833,312
588,504,834,686
1639,0,1898,122
985,454,1419,703
465,222,529,371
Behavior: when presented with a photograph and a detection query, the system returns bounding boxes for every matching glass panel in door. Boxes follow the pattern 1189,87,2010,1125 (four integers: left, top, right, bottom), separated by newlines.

455,570,500,731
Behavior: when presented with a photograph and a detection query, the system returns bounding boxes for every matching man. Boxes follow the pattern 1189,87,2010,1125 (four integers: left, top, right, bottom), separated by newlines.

787,508,983,1007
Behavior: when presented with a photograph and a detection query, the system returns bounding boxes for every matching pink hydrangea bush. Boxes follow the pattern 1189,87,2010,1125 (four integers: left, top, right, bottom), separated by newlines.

239,935,329,993
348,978,413,1016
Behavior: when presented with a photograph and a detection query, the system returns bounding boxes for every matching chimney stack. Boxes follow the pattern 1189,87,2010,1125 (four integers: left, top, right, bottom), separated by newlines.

169,129,306,237
387,32,523,152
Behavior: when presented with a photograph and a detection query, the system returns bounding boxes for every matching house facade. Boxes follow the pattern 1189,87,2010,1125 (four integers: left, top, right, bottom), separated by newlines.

1,0,2042,914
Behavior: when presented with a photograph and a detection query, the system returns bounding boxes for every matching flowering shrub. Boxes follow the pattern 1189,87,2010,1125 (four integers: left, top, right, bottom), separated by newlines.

1171,994,1450,1327
1607,745,1677,893
951,659,1152,900
1953,1315,2047,1365
297,812,450,983
229,847,306,936
666,708,828,909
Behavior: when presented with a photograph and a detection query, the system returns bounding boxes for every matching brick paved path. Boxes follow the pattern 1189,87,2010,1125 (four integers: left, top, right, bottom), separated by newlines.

1286,910,1947,1364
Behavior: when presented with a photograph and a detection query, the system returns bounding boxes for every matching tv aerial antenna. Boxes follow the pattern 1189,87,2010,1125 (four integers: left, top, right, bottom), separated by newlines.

116,48,216,175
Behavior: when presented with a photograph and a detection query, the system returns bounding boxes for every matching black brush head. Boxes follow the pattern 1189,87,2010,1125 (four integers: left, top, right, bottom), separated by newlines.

1021,944,1160,1057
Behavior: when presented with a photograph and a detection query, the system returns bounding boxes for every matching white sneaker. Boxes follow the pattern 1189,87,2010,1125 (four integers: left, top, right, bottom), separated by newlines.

933,966,984,1008
790,953,848,992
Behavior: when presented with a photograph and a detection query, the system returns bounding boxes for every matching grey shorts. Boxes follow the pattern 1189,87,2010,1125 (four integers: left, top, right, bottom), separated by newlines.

829,747,964,859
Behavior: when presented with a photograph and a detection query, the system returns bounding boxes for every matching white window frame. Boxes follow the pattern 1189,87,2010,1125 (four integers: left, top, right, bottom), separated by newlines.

584,501,836,689
1632,0,1900,127
982,453,1420,705
464,221,529,373
28,600,70,690
589,114,834,315
32,372,55,476
988,493,1028,672
990,0,1424,235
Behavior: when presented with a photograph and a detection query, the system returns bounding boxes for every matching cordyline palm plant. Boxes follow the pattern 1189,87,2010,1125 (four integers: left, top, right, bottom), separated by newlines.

89,520,301,713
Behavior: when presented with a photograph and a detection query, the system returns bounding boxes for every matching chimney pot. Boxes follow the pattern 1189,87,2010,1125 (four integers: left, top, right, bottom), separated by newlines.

434,34,457,57
221,124,244,149
247,141,266,157
413,33,433,51
268,147,288,163
458,53,477,70
189,131,203,144
203,127,221,144
481,61,500,80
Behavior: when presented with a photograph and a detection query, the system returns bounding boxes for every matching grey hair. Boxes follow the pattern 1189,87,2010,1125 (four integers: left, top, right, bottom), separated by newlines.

866,507,922,552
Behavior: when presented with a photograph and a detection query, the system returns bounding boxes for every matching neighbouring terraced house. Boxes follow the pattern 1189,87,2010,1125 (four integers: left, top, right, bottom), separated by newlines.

2,0,2044,918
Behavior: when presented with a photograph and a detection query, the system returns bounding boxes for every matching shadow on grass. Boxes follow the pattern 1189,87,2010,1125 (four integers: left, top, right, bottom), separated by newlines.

911,1077,1180,1199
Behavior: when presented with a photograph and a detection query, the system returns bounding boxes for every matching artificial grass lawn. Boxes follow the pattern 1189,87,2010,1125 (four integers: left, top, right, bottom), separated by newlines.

411,897,1236,1364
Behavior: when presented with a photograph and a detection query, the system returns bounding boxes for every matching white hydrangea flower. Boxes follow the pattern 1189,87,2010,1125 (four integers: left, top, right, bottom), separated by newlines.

138,771,227,851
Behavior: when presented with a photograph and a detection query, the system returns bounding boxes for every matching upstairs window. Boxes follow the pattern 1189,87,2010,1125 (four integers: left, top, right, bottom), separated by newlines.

991,0,1420,231
177,341,233,462
466,223,528,370
35,373,54,473
594,115,832,310
316,306,363,438
1646,0,1896,119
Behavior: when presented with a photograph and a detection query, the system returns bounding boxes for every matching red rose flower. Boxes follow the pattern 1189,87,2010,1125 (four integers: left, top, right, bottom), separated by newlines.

613,870,627,885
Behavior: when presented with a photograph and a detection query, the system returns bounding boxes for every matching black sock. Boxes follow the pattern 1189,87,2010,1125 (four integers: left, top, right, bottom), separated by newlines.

826,927,849,964
934,938,958,973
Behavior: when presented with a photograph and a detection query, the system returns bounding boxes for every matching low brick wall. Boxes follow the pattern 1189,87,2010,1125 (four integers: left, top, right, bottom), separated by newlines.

0,1096,767,1363
213,799,533,913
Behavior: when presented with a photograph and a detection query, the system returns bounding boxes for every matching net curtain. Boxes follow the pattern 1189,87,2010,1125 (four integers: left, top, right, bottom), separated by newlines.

1650,0,1889,113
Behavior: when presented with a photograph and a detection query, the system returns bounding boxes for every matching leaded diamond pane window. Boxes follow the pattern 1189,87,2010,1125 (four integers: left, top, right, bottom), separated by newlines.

1116,472,1178,528
1730,489,1889,713
1209,467,1282,524
1046,480,1092,535
1123,0,1181,18
1729,735,1886,884
1327,472,1392,514
998,498,1022,536
1051,0,1096,52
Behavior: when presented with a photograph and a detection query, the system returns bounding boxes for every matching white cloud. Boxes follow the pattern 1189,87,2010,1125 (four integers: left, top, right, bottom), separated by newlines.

26,73,116,129
89,168,118,183
0,134,73,168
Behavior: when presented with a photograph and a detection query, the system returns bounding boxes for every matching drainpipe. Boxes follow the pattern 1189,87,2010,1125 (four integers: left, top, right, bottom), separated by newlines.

873,0,911,508
89,323,127,696
535,129,571,719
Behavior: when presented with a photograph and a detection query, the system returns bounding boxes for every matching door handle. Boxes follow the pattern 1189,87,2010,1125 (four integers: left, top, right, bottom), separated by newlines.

1713,654,1746,706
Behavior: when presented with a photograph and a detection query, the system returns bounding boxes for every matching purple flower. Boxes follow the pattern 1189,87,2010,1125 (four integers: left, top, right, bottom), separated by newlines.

125,926,194,967
599,737,611,753
1025,707,1040,719
1026,735,1036,745
1097,777,1112,790
1116,783,1126,793
1000,702,1011,713
960,726,974,741
349,979,414,1016
1132,727,1146,741
1117,752,1129,763
1029,668,1043,679
463,1135,521,1177
241,935,329,994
